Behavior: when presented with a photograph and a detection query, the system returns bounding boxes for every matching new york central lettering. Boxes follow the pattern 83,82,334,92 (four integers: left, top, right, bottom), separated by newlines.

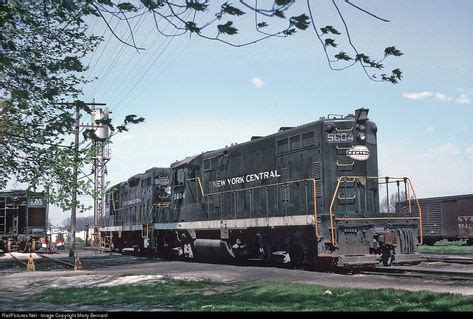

210,170,281,188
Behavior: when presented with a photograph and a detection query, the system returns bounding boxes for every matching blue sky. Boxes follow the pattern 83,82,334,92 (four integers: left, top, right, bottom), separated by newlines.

45,0,473,225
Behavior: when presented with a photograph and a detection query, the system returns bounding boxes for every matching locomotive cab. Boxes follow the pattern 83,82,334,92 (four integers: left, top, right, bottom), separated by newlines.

317,108,422,266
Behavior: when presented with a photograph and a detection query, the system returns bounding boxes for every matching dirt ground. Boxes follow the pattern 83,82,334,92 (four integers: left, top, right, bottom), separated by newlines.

1,251,472,312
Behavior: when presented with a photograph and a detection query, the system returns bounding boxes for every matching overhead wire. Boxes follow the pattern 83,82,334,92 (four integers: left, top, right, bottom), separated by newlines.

88,11,147,100
111,2,219,119
99,12,159,103
110,23,183,116
83,18,121,100
107,10,182,112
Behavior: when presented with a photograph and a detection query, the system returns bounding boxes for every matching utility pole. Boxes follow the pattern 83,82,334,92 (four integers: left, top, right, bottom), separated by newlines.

69,104,80,257
55,101,106,258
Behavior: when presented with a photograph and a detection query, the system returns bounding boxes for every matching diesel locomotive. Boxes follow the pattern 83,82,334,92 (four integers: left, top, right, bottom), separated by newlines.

101,108,423,267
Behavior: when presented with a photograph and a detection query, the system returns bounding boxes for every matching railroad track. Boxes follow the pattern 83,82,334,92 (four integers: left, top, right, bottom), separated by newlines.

359,266,473,281
421,255,473,265
4,253,74,271
8,253,27,268
37,253,75,270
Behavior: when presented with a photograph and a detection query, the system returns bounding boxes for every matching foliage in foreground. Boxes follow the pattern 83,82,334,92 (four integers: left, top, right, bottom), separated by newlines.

39,279,473,312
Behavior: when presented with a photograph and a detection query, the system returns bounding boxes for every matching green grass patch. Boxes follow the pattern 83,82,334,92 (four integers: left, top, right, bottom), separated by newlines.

420,240,473,254
39,279,473,311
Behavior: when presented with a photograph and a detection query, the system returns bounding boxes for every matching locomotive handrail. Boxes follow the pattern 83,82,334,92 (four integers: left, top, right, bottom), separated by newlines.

335,127,353,132
328,176,423,246
188,176,319,240
335,145,350,150
189,177,310,197
407,178,423,245
337,194,356,200
336,161,355,167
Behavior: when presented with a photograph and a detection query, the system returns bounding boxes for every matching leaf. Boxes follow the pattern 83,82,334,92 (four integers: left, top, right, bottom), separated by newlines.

274,10,285,18
392,68,402,80
116,3,137,12
381,69,403,84
257,21,268,28
186,1,208,12
355,53,371,64
283,28,296,36
222,3,245,16
275,0,292,5
320,25,341,35
289,14,309,30
334,51,352,61
124,114,145,125
384,46,403,57
82,129,106,142
185,21,200,33
324,38,337,48
217,21,238,35
141,0,164,10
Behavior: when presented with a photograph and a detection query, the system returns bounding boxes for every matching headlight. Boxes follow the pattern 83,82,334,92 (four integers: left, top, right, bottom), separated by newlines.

358,132,366,141
324,122,335,132
357,124,366,132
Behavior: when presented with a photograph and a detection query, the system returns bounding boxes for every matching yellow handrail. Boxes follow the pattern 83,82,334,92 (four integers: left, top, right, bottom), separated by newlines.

328,176,424,247
407,178,423,245
188,176,319,240
189,177,309,197
328,178,342,246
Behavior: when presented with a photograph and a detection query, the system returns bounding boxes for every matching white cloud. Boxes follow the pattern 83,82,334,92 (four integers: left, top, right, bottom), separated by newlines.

425,127,434,133
455,88,472,104
456,93,471,104
466,147,473,159
435,92,452,102
250,77,264,88
402,91,433,100
426,143,461,157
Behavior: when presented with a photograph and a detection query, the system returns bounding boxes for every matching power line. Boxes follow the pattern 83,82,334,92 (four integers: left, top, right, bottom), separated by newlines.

111,4,217,118
82,15,114,85
88,13,147,100
110,10,194,114
83,19,121,100
105,9,172,110
111,29,180,115
100,14,158,103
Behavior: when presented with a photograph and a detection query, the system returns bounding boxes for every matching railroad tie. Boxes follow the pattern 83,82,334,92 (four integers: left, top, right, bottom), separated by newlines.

74,252,83,271
26,253,35,272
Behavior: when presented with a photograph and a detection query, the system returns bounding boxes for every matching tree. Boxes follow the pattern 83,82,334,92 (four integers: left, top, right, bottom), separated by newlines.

380,191,407,214
0,0,143,212
90,0,403,84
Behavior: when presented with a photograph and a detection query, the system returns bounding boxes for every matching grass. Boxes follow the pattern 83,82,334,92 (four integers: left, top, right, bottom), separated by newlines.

39,279,473,311
420,239,473,254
